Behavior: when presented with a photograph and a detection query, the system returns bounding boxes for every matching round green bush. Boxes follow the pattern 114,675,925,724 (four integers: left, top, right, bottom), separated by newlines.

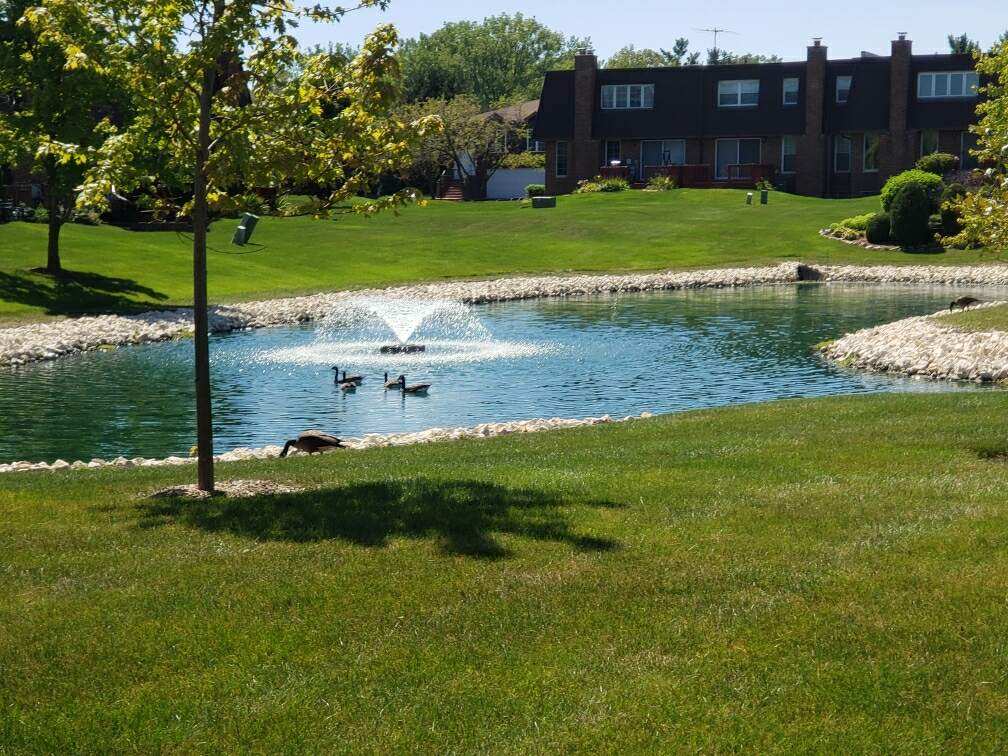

915,152,959,176
940,183,967,236
865,212,891,244
525,183,546,198
880,169,944,212
890,184,935,248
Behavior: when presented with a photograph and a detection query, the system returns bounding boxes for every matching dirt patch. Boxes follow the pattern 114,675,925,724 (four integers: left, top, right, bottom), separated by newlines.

147,479,303,499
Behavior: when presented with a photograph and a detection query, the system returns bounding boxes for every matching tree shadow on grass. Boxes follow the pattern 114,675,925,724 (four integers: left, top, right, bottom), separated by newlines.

138,478,622,560
0,268,170,318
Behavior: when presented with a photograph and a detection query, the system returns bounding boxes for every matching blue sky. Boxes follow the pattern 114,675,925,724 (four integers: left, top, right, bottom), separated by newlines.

294,0,1005,62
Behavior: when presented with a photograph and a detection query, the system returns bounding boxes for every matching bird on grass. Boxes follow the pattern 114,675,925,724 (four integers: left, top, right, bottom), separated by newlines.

398,374,431,394
331,366,363,385
280,430,344,457
949,296,983,311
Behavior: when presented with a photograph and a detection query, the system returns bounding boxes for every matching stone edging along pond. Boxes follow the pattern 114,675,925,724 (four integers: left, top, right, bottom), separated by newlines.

819,301,1008,383
8,261,1008,368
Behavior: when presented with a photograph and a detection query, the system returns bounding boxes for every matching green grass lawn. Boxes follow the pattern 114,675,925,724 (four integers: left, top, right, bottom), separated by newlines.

4,392,1008,751
0,189,995,325
939,302,1008,331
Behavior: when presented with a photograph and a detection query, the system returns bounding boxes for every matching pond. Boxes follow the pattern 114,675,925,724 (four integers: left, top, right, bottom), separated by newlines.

1,283,1002,464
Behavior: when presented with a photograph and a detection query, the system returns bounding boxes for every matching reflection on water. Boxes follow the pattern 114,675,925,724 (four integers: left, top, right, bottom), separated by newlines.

1,283,1002,463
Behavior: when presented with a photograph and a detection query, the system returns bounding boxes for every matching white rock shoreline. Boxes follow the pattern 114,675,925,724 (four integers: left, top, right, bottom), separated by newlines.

820,301,1008,383
10,261,1008,369
0,412,650,475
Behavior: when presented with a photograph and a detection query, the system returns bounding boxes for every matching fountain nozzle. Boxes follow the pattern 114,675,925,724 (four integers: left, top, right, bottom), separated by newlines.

379,343,426,354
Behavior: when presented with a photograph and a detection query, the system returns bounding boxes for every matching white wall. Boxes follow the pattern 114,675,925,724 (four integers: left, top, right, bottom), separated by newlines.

486,168,545,200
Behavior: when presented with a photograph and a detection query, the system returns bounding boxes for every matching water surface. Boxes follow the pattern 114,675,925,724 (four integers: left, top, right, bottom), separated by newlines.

1,283,1000,463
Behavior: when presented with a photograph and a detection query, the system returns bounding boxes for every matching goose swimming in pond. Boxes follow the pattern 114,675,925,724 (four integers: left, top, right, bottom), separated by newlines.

280,430,344,457
949,296,983,311
331,366,363,385
383,372,402,389
398,374,431,394
340,380,357,393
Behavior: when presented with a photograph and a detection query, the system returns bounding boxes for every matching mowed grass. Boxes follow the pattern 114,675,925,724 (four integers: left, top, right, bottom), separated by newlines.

3,392,1008,751
939,302,1008,331
1,188,991,324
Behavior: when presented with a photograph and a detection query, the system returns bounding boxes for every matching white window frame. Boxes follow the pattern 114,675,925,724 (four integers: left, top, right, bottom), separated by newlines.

917,71,979,100
718,79,760,108
920,129,939,157
640,139,686,167
836,76,852,104
526,136,545,153
782,77,799,106
715,138,762,179
863,132,879,173
834,135,852,173
780,135,797,174
600,84,655,110
555,140,568,177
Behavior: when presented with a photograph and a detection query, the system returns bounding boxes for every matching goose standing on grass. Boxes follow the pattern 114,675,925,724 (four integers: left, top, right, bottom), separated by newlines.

280,430,344,457
949,296,983,311
383,372,402,389
332,366,363,385
398,374,431,394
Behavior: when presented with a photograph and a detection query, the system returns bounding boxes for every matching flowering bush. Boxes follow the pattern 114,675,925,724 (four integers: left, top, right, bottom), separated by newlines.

575,176,630,193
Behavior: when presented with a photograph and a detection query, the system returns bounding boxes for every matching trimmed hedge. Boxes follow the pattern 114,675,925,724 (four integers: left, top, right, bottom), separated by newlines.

890,184,934,248
880,169,944,212
916,152,959,176
525,183,546,198
866,212,891,244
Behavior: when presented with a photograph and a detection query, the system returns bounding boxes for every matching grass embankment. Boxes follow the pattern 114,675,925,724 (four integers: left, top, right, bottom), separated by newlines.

3,392,1008,750
939,302,1008,332
0,188,988,325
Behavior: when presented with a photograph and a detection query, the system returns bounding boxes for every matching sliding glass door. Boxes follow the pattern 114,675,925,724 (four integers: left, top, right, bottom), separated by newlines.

715,138,761,179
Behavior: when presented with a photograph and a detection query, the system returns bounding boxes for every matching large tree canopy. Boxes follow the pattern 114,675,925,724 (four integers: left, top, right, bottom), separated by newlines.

0,0,128,273
27,0,437,491
399,13,589,108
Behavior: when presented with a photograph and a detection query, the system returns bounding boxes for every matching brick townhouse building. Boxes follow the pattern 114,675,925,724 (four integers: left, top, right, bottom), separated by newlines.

533,35,981,197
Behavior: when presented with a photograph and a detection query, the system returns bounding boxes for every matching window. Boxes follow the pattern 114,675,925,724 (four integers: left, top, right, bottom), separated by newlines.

555,140,568,177
961,131,979,170
781,135,797,174
718,79,760,107
605,140,621,164
834,135,852,173
836,76,852,104
526,136,545,153
863,133,880,172
920,129,939,157
641,139,686,166
715,138,761,179
783,77,799,106
917,71,979,99
600,84,654,110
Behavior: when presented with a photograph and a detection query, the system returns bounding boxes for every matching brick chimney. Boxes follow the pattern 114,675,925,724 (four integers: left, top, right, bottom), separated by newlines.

572,49,600,183
882,33,913,177
796,39,827,196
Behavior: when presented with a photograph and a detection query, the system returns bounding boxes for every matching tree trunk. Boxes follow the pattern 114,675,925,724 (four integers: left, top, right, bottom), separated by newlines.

45,193,62,274
192,63,216,492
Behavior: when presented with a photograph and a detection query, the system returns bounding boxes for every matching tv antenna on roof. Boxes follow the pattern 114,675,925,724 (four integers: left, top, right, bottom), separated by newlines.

694,26,739,52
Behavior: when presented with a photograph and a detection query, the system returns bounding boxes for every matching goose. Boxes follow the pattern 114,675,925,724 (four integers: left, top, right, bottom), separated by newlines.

340,380,357,393
398,374,431,394
383,371,402,389
949,296,983,311
331,366,363,385
280,430,344,457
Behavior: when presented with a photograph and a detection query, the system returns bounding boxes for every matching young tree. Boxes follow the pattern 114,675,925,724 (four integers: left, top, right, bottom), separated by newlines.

399,14,590,108
948,33,981,55
946,41,1008,250
401,96,525,200
0,0,125,274
28,1,437,491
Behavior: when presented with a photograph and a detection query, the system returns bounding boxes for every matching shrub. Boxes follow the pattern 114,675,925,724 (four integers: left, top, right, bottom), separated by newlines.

838,212,875,232
646,175,676,191
755,179,775,192
524,183,546,198
865,212,891,244
940,182,968,236
575,176,630,193
889,184,935,248
501,151,546,169
72,209,101,225
880,169,944,212
915,152,959,176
